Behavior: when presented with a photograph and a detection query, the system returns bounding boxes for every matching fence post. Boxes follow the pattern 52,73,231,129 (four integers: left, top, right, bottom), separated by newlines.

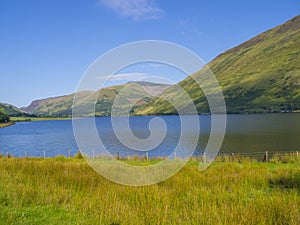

174,152,177,160
6,152,9,158
231,153,235,162
25,150,27,158
297,151,299,158
145,152,149,161
263,151,269,162
92,150,95,159
43,150,46,159
68,149,71,158
117,152,120,160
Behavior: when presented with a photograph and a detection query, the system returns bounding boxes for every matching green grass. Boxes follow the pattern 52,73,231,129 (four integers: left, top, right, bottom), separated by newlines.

0,158,299,224
10,117,71,122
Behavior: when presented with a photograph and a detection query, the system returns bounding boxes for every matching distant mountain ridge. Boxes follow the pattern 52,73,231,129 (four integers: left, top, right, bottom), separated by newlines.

22,81,170,117
0,102,32,117
21,95,69,113
135,15,300,115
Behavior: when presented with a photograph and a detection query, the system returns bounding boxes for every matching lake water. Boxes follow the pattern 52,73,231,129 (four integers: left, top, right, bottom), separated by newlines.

0,114,299,158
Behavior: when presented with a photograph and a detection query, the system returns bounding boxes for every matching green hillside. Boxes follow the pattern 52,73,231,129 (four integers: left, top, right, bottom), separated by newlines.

0,107,9,123
135,15,300,115
0,102,31,118
22,82,170,117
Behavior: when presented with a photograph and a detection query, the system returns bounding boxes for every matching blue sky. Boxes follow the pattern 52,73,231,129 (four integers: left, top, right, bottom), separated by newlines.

0,0,299,107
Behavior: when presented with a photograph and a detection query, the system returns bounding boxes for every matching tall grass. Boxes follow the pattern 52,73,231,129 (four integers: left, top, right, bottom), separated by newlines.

270,152,300,164
0,158,299,224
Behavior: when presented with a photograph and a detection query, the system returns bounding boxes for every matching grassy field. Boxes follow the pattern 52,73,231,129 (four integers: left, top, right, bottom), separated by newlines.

0,117,62,128
10,117,71,122
0,157,299,225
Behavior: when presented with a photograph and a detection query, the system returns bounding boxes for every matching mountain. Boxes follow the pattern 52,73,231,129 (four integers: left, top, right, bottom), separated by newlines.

22,81,170,117
135,15,300,115
0,102,31,117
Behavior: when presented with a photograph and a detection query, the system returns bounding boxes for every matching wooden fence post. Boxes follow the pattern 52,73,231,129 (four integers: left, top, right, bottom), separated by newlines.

6,152,9,158
263,151,269,162
25,150,27,158
174,152,177,160
117,152,120,160
231,153,235,162
92,150,95,159
297,151,299,158
43,150,46,159
68,149,71,158
145,152,149,161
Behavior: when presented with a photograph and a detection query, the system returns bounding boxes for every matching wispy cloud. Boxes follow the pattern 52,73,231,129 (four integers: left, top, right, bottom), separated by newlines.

96,73,149,81
100,0,163,21
179,16,203,37
179,18,191,27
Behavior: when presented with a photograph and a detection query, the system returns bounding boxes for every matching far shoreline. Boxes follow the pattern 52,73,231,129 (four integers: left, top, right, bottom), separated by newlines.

9,110,300,122
10,117,71,122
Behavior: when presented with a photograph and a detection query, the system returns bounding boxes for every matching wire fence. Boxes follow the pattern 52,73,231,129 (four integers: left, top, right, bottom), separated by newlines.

1,149,300,163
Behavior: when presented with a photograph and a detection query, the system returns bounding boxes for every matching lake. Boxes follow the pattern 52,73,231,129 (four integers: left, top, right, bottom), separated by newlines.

0,113,299,158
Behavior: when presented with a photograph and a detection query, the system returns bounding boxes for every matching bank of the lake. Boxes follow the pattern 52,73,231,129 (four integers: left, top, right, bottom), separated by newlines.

0,121,15,128
0,158,299,225
0,116,71,128
10,117,71,122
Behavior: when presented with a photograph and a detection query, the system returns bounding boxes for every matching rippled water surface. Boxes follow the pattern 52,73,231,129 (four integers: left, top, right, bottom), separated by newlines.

0,114,299,157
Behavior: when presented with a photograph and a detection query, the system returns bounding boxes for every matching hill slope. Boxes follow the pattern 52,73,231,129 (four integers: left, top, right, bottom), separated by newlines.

0,102,31,117
22,82,170,117
135,15,300,115
0,107,9,123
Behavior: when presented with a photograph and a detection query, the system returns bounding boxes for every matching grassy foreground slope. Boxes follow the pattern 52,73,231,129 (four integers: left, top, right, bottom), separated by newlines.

136,15,300,115
0,158,299,225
